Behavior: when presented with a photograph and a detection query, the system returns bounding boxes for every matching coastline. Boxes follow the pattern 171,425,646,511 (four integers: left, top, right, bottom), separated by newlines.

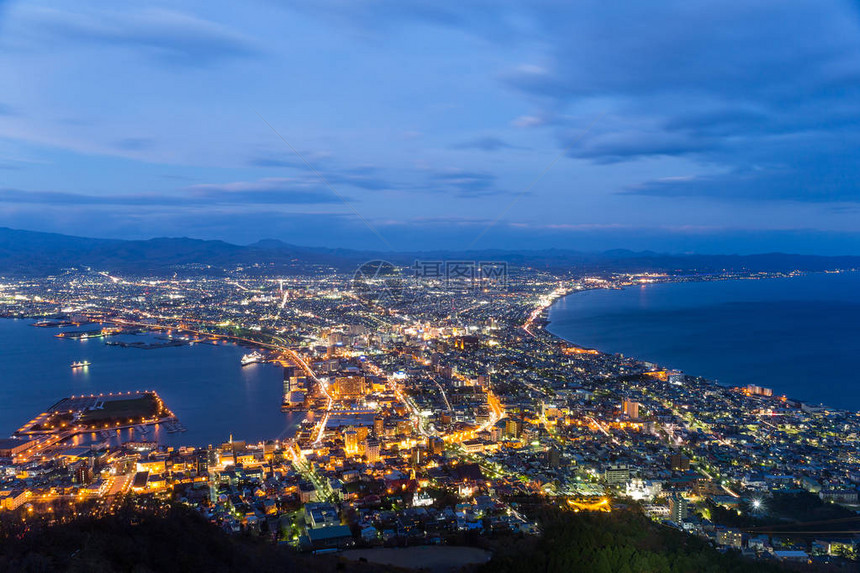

539,271,860,412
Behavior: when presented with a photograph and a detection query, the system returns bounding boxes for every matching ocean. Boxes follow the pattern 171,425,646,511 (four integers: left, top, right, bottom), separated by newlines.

547,271,860,410
0,320,304,445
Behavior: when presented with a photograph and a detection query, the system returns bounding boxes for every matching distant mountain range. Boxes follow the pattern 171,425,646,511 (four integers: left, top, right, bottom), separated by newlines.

1,227,859,276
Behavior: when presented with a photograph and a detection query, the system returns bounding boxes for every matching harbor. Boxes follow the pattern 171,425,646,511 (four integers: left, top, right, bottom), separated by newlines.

0,319,304,447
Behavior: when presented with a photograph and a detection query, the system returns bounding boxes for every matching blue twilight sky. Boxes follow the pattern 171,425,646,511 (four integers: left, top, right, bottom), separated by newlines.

2,0,860,253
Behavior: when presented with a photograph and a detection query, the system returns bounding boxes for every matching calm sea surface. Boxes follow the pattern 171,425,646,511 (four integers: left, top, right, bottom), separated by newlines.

0,320,303,445
547,272,860,410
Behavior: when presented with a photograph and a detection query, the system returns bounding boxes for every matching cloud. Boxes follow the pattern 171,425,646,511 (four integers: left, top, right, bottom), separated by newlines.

114,137,155,151
187,178,349,204
280,0,523,41
427,168,505,197
248,154,392,191
279,0,860,204
512,115,548,129
452,135,519,152
248,156,306,169
626,144,860,203
492,1,860,202
22,7,258,66
0,178,347,207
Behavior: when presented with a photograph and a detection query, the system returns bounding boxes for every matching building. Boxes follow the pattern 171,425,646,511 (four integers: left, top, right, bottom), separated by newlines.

717,528,743,548
604,465,630,485
332,376,367,400
305,502,340,529
396,419,413,437
2,489,30,511
669,494,688,522
622,399,639,420
547,446,561,468
820,489,859,504
283,366,297,395
453,336,479,351
670,453,690,471
428,436,444,455
0,438,36,459
745,384,773,397
365,438,380,462
505,418,523,439
344,429,360,455
306,525,353,549
625,478,662,501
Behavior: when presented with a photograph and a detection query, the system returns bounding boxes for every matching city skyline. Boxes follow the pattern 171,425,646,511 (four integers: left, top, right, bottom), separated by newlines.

2,1,860,253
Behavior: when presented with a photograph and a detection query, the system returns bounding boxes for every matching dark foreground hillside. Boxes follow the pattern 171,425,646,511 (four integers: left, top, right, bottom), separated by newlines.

0,503,825,573
0,505,303,573
482,506,814,573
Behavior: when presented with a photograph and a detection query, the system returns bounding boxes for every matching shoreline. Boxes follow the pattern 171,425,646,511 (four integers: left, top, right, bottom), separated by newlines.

539,270,856,412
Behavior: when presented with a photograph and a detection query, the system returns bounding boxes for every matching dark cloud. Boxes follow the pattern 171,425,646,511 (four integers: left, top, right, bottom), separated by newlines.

498,1,860,202
568,129,718,163
622,123,860,202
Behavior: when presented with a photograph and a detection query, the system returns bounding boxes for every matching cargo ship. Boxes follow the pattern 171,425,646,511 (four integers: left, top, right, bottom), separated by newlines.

71,361,90,369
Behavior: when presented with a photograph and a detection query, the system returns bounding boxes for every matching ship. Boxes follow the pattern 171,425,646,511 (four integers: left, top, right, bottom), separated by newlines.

71,360,90,369
241,351,265,366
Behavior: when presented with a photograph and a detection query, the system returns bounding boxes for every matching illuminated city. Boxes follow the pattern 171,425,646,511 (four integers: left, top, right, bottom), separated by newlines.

0,264,858,570
4,0,860,570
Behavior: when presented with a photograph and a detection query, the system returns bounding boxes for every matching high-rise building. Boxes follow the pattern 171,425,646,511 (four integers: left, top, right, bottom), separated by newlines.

355,426,369,443
622,399,640,420
669,494,688,522
505,417,523,438
344,429,360,454
365,439,380,462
